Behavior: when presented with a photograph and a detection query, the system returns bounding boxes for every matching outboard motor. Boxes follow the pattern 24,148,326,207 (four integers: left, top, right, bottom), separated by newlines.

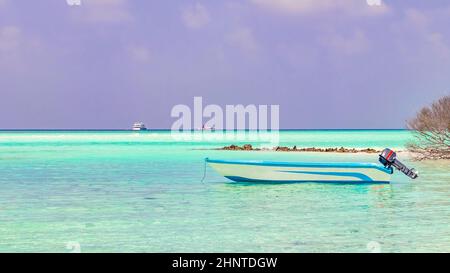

379,148,418,179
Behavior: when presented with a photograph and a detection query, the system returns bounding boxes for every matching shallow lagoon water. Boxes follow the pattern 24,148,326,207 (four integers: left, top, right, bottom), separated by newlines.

0,130,449,252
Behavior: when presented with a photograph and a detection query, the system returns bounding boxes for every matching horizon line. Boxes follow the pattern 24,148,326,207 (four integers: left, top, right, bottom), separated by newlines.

0,128,409,131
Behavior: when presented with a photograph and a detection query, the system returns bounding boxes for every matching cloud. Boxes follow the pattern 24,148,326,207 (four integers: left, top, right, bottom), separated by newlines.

226,27,259,53
0,25,45,72
249,0,389,16
181,3,210,29
128,45,151,63
0,26,21,52
427,32,450,59
395,8,450,60
324,30,370,55
250,0,337,14
404,8,429,29
77,0,132,23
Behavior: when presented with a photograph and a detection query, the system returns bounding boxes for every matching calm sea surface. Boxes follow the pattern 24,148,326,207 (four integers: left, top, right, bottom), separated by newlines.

0,130,449,252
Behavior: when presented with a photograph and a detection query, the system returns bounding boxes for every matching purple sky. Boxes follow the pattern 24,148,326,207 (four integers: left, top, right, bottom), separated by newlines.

0,0,449,129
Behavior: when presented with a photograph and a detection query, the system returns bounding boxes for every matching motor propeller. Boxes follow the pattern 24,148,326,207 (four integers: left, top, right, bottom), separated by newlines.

379,148,418,179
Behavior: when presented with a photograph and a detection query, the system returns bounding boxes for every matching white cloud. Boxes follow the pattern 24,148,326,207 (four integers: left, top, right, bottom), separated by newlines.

404,8,429,29
427,32,450,59
324,30,370,55
250,0,336,14
0,25,45,72
250,0,389,16
0,26,21,52
181,3,210,29
77,0,132,23
394,8,450,60
128,45,151,63
226,27,259,53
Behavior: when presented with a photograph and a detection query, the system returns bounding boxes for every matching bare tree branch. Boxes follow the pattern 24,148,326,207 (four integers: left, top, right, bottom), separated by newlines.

407,95,450,160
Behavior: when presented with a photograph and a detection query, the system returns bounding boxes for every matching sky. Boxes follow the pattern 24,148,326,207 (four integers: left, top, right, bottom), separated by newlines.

0,0,449,129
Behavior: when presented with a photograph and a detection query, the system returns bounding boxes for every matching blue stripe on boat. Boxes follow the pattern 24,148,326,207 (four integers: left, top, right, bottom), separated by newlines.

278,170,374,181
224,176,389,184
206,158,393,174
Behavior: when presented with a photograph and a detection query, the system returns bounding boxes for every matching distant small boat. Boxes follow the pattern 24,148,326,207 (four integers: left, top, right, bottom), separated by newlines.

132,122,147,131
196,124,215,131
206,159,393,184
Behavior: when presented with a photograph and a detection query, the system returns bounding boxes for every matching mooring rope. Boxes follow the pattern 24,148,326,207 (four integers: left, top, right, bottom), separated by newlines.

200,158,207,183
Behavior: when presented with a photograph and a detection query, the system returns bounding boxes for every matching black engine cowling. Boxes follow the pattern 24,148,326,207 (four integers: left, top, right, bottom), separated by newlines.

379,148,418,179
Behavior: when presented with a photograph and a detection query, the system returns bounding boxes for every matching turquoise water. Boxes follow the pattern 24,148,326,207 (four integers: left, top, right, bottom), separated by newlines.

0,130,449,252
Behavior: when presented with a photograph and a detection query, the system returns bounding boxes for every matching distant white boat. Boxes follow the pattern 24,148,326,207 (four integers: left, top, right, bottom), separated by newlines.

132,122,147,131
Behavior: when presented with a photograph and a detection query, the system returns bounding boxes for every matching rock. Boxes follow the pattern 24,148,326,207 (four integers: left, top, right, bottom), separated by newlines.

360,148,378,153
275,146,289,151
217,144,381,153
221,144,240,150
243,144,253,150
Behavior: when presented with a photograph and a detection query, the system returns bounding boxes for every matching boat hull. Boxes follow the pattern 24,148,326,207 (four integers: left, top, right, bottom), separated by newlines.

206,159,392,184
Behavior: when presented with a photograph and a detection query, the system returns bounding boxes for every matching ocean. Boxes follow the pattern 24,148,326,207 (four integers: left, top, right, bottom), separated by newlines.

0,130,449,252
